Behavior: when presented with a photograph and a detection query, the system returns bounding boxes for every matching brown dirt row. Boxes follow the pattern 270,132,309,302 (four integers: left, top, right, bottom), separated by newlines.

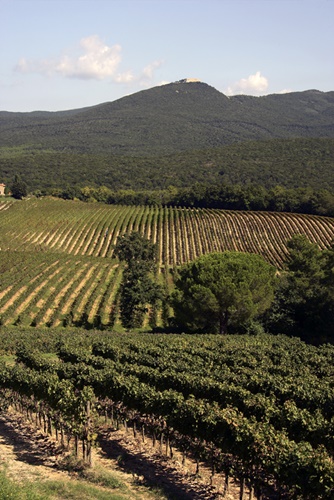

0,408,243,499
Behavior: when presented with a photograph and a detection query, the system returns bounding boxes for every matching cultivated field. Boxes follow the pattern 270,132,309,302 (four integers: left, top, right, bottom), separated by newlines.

1,331,333,498
0,197,333,328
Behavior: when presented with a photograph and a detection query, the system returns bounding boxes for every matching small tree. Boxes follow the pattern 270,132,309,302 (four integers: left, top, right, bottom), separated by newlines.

10,174,28,199
114,232,162,330
171,251,276,334
114,231,157,267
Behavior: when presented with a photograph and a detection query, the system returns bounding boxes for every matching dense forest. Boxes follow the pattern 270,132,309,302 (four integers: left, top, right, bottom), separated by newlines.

1,138,334,193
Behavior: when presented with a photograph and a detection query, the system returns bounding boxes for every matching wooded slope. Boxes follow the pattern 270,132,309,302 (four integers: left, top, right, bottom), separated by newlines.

1,83,334,155
1,81,334,192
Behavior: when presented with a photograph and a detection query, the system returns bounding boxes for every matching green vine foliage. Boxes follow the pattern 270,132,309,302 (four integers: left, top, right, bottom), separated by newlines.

0,332,333,497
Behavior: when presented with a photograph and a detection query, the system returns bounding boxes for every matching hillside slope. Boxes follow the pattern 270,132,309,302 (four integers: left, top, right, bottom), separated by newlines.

1,81,334,155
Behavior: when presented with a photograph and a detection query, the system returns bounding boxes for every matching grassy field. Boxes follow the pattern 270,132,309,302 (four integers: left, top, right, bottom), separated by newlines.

0,197,334,329
0,466,167,500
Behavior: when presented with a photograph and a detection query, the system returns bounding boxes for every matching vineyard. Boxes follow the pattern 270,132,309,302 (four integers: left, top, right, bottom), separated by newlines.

1,197,334,328
0,331,333,498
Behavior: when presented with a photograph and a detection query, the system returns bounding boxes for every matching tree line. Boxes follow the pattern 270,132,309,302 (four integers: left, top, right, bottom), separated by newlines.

30,182,334,217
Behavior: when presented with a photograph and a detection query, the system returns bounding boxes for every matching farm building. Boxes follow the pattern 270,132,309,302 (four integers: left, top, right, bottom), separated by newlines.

0,184,5,196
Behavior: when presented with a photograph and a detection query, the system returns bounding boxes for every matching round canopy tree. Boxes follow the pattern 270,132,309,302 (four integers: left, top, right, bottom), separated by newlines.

171,251,276,334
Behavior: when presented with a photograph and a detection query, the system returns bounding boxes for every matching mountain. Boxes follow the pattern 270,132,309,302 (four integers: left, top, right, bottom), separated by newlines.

0,80,334,192
1,81,334,155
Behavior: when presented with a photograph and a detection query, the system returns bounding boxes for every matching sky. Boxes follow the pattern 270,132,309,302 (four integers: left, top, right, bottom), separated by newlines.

1,0,333,112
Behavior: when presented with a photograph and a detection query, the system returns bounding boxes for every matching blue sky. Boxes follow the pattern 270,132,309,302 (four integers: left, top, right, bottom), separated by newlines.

1,0,333,111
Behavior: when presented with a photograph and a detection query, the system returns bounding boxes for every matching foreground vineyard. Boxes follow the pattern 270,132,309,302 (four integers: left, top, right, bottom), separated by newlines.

0,197,334,328
0,332,333,498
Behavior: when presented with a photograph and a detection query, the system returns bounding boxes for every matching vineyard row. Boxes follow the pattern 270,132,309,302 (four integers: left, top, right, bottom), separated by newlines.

1,334,333,499
1,198,334,328
1,199,334,266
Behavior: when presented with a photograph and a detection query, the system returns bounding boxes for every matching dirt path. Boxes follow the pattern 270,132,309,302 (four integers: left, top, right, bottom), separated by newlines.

0,411,69,483
97,427,233,500
0,409,242,499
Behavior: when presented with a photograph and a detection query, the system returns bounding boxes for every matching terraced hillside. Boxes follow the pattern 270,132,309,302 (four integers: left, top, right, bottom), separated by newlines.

0,197,333,328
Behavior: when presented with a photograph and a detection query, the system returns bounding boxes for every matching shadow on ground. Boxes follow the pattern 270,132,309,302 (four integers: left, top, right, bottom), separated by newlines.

98,427,218,500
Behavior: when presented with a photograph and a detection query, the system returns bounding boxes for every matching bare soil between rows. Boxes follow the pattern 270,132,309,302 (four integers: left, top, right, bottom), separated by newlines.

0,408,245,499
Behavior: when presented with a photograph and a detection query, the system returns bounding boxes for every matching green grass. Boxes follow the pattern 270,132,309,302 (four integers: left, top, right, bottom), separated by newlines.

80,466,124,489
0,354,16,365
0,465,167,500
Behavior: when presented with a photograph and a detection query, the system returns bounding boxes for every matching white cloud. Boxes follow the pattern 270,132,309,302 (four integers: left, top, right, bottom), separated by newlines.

16,35,122,80
139,60,164,85
16,58,29,73
15,35,162,84
143,60,163,79
114,70,135,84
277,88,293,94
16,57,53,76
226,71,269,96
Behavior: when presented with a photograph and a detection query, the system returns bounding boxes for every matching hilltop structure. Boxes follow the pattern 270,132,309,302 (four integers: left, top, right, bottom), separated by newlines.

177,78,201,83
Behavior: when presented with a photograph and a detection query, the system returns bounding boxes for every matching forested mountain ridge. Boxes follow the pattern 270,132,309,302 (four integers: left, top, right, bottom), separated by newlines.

1,81,334,155
1,81,334,192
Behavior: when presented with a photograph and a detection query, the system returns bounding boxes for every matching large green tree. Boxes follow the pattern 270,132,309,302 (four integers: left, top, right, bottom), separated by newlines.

171,251,276,334
266,235,334,343
114,232,161,329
